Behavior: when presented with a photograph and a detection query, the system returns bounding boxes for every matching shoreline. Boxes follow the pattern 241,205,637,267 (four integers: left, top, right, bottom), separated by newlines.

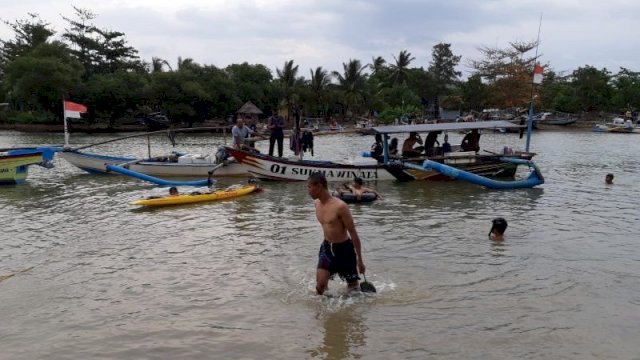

0,119,599,134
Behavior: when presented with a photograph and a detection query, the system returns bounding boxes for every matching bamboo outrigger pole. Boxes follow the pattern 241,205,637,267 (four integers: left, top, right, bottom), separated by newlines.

526,13,543,152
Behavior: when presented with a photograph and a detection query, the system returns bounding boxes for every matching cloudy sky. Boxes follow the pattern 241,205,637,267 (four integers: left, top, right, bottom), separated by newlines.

1,0,639,78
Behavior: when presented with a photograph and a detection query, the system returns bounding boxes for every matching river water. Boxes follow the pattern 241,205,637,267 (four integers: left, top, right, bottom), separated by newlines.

1,129,639,359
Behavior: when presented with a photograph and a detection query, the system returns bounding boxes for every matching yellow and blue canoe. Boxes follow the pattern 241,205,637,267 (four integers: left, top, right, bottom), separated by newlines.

131,184,259,206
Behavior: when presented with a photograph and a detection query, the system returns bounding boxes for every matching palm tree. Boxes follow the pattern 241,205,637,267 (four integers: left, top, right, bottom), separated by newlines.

369,56,387,76
332,59,369,119
151,56,172,72
177,57,198,71
389,50,415,86
309,66,332,117
276,59,301,121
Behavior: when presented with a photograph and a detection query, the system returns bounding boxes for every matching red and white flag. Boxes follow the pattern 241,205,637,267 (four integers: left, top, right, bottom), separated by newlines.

532,64,544,84
63,100,88,119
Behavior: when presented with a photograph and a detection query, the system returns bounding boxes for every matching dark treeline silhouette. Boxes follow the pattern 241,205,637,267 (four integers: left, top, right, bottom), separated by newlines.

1,9,639,128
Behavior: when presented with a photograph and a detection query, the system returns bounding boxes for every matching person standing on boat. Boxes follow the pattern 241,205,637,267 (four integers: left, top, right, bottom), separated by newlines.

232,118,255,151
268,112,285,157
308,172,366,295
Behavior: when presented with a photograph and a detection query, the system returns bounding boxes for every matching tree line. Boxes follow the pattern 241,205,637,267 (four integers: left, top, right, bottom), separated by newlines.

1,8,639,128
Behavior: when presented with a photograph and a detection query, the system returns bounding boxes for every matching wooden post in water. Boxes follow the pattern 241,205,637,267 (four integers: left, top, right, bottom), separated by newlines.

147,134,151,158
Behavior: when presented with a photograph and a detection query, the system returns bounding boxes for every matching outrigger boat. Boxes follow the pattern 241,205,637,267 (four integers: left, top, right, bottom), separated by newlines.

0,147,60,185
226,120,544,189
59,128,248,178
592,117,638,133
226,146,394,181
373,121,541,184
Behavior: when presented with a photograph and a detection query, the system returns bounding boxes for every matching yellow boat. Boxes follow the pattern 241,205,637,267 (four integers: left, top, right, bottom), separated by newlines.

130,183,259,206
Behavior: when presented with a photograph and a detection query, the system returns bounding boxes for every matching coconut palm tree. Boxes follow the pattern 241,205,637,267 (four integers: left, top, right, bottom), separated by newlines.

309,66,332,117
151,56,172,72
276,59,301,121
389,50,415,86
332,59,369,119
177,57,198,71
369,56,387,76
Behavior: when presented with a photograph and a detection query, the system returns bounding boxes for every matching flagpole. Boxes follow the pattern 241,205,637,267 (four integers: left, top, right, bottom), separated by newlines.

62,96,70,148
526,13,543,152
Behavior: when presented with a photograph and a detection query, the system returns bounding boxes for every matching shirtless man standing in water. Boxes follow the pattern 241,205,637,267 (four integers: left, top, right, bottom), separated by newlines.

307,172,366,295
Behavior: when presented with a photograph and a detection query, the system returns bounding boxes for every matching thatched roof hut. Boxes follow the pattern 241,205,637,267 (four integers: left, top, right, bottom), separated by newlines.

236,101,263,115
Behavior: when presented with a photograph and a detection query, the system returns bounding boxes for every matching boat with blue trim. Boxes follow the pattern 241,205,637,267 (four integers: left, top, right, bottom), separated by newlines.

0,147,60,184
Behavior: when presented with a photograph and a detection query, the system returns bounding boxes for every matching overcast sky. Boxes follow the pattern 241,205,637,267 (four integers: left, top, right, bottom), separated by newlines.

1,0,639,78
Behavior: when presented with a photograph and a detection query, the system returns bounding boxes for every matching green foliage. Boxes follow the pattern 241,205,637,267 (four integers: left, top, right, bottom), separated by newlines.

4,9,640,128
459,74,487,112
610,67,640,110
377,104,421,124
61,6,139,76
0,14,55,75
571,66,612,111
225,62,274,111
0,109,55,124
469,40,537,108
389,50,415,86
303,66,332,117
81,71,149,127
333,59,369,118
428,43,461,95
3,42,83,115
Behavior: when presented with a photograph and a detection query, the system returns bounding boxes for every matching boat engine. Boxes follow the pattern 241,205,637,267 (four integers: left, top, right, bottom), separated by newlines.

215,146,230,163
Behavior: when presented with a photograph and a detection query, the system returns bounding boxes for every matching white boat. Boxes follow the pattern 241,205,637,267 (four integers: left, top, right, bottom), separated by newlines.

227,121,537,182
592,117,637,133
225,147,395,181
60,149,248,177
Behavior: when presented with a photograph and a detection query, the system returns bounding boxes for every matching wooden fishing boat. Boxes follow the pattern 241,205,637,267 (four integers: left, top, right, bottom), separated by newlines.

130,183,259,206
227,121,538,183
534,112,577,126
59,128,249,177
226,147,395,181
60,150,247,177
0,147,59,185
373,121,537,182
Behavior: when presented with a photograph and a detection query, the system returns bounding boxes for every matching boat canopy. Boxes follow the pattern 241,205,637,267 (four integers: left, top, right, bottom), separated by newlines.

373,120,522,135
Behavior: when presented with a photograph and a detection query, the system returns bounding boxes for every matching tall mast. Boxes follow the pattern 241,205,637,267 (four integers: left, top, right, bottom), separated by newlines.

526,13,543,152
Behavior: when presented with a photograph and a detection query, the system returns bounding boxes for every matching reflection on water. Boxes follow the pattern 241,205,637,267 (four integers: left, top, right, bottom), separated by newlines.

307,304,368,360
2,130,640,359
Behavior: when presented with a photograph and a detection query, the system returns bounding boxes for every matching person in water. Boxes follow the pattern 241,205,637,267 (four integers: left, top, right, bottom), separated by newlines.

489,217,508,241
308,172,366,295
605,173,614,184
169,186,179,196
335,177,383,200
